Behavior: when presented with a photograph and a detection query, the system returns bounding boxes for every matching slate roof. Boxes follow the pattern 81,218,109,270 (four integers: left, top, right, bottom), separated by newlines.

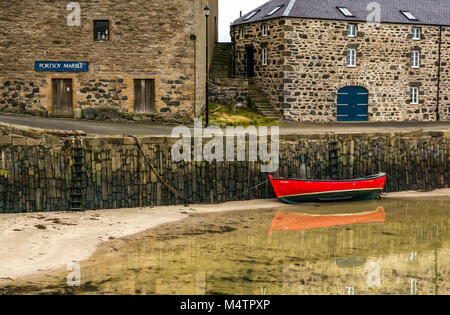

232,0,450,26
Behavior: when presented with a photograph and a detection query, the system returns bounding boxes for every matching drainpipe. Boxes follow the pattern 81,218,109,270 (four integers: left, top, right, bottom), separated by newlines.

191,34,198,117
436,25,442,122
232,26,236,78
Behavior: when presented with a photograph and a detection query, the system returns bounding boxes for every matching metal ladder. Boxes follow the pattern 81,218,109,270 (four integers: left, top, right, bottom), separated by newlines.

329,141,340,180
70,136,85,211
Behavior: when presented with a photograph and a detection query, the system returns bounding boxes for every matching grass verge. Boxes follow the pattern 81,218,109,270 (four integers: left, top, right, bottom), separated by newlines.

205,103,278,127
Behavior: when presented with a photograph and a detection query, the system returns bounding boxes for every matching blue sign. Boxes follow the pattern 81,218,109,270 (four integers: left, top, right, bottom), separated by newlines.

35,61,89,72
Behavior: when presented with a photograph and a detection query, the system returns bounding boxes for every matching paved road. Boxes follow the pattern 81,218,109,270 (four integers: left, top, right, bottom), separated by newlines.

0,114,175,136
0,113,448,136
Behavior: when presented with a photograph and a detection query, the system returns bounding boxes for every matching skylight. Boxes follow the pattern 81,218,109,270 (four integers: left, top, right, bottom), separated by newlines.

266,5,283,16
401,11,418,21
337,7,354,17
244,10,260,21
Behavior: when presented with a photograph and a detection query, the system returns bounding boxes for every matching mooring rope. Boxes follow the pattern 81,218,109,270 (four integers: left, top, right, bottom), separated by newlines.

128,135,271,204
236,179,270,201
128,135,194,204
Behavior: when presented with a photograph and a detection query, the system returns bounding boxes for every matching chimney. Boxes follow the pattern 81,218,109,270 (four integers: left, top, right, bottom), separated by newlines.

240,11,242,17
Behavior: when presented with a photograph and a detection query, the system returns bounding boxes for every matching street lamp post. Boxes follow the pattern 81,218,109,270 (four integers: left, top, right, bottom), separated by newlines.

204,6,210,127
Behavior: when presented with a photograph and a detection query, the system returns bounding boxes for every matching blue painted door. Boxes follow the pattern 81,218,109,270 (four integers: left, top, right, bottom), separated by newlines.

337,87,369,122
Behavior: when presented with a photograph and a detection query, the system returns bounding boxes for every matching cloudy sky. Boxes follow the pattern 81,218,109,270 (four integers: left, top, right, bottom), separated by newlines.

219,0,268,42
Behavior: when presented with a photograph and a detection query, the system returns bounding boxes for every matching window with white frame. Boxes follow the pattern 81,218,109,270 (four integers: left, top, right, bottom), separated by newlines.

412,28,421,40
262,24,268,36
348,24,356,37
411,50,420,68
347,49,356,67
262,48,268,66
411,87,419,104
240,28,245,39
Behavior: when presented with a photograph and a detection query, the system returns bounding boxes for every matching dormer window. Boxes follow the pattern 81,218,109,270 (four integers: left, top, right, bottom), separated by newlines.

337,7,354,17
266,5,283,16
244,10,260,21
401,11,418,21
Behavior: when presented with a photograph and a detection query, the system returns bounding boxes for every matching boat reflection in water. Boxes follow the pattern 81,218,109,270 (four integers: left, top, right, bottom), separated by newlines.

269,207,386,235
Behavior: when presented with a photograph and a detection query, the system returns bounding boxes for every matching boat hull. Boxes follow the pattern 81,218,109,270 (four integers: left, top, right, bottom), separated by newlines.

269,174,386,204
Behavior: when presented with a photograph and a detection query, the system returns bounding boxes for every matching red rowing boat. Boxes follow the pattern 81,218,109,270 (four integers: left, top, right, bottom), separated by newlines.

268,173,386,204
268,207,386,235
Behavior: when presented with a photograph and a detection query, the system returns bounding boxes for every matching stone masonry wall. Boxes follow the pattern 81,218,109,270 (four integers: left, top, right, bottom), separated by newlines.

283,18,440,122
439,26,450,121
0,79,47,116
0,0,218,119
209,78,249,107
77,78,129,110
233,20,285,115
233,18,448,122
0,125,448,213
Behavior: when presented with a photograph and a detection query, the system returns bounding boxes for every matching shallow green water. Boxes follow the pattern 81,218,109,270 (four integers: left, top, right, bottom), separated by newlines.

2,198,449,295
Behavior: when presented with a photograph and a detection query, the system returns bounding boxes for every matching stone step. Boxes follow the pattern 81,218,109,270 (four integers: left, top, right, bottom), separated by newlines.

256,106,275,110
247,81,281,120
212,60,231,63
258,107,278,112
211,64,230,68
210,44,233,79
250,98,270,103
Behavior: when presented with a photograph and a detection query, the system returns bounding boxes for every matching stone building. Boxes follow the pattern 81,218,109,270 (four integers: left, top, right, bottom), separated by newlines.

231,0,450,122
0,0,218,119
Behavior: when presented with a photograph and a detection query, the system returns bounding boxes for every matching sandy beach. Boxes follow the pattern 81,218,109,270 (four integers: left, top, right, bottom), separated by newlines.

0,199,295,283
0,190,448,284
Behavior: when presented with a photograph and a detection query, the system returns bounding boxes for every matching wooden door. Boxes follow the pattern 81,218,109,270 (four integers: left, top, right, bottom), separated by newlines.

52,79,73,116
134,79,155,113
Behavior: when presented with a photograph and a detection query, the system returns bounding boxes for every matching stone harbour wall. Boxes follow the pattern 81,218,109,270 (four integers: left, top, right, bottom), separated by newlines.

0,126,448,213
